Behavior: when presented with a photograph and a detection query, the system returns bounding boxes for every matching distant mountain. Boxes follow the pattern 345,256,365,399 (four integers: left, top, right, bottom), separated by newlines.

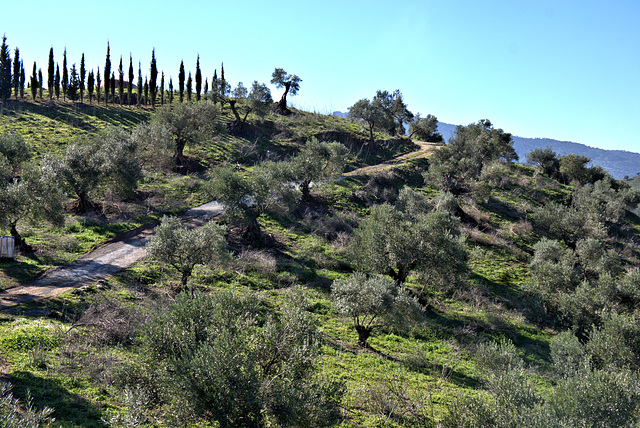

333,112,640,179
437,122,640,179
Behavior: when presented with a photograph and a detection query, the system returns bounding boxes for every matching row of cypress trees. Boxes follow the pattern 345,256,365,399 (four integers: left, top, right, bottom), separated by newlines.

0,36,228,110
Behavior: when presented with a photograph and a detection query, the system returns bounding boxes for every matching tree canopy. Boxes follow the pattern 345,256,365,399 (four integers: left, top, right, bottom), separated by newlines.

149,101,220,165
349,188,467,288
409,113,444,143
332,272,423,346
146,216,229,288
425,119,518,193
290,138,348,199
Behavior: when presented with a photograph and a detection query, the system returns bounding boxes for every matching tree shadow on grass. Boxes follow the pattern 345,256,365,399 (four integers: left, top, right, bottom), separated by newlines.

8,371,106,428
0,255,48,286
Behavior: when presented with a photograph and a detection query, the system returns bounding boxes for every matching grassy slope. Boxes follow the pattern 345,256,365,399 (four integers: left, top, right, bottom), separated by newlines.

0,98,638,427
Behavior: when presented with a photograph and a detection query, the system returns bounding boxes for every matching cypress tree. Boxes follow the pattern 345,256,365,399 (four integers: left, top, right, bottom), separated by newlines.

110,72,116,103
212,69,217,104
204,78,208,99
178,60,185,102
38,68,43,100
186,72,192,102
137,62,142,107
87,70,94,104
160,72,164,105
220,62,226,97
168,77,173,105
195,54,201,101
150,48,157,107
118,56,123,105
143,76,148,105
104,42,111,104
62,48,68,100
12,47,19,100
67,64,79,101
80,53,86,103
54,64,60,99
30,62,37,100
0,35,11,110
96,67,101,103
128,54,133,105
47,47,54,100
19,61,24,100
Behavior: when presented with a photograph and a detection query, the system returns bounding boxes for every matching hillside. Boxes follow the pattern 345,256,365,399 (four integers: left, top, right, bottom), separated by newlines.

436,121,640,179
1,99,640,427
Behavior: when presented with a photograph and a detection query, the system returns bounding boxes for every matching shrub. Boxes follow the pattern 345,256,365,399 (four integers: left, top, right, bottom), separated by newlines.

0,382,55,428
139,289,344,427
145,216,229,288
332,272,423,346
443,337,640,427
585,311,640,370
549,330,586,376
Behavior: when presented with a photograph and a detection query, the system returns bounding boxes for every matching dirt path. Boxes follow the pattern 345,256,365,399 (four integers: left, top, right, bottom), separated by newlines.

344,140,439,177
0,139,434,309
0,202,224,309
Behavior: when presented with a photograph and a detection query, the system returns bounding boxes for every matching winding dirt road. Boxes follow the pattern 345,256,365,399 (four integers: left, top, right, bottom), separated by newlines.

0,140,437,309
344,140,439,177
0,202,224,309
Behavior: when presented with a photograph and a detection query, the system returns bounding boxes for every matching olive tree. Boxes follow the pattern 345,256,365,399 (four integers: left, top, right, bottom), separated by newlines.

140,289,344,427
573,177,640,224
408,113,444,143
530,201,606,247
149,101,220,165
206,162,297,242
348,196,467,288
0,133,30,177
271,68,301,115
248,80,272,118
291,138,348,199
145,216,229,288
130,120,175,169
348,95,394,145
0,158,65,251
442,338,640,428
60,126,142,212
525,147,560,179
425,119,517,193
332,272,423,347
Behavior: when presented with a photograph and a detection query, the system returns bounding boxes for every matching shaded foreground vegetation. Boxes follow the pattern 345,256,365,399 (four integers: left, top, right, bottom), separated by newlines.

1,94,640,427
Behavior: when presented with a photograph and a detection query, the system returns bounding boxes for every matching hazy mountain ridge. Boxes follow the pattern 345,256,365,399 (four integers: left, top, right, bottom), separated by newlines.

437,122,640,179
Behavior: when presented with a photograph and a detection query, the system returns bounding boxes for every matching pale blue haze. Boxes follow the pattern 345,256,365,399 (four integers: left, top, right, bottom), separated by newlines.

2,0,639,153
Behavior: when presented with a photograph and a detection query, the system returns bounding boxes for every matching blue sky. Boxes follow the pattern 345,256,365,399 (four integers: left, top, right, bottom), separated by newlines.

3,0,639,153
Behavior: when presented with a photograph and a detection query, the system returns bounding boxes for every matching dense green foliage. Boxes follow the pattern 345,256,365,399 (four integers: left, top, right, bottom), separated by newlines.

138,290,344,427
348,188,467,287
332,272,423,346
146,216,228,287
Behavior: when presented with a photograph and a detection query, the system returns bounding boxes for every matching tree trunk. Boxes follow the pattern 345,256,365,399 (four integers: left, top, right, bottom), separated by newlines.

243,213,263,243
76,191,94,213
175,139,186,165
389,264,408,286
368,122,375,145
274,82,292,115
10,223,32,253
301,179,311,200
228,100,245,132
355,324,372,347
180,269,192,289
